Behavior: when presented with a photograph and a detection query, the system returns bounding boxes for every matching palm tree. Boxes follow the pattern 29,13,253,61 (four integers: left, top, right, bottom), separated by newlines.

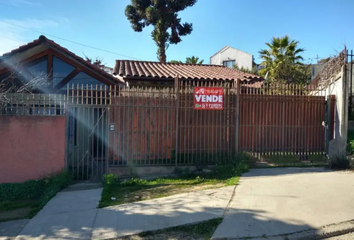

169,60,182,64
259,35,307,83
185,56,204,65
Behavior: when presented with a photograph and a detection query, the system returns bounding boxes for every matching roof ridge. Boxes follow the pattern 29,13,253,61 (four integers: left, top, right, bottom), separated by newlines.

1,35,124,84
115,59,226,68
113,59,263,82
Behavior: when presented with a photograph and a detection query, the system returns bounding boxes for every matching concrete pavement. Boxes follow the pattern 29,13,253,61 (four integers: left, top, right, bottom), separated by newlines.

14,184,234,240
15,188,103,240
92,186,233,239
212,168,354,239
0,219,29,240
5,168,354,239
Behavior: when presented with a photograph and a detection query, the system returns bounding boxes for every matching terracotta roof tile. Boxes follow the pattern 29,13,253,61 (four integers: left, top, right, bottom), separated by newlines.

1,35,124,84
113,60,263,82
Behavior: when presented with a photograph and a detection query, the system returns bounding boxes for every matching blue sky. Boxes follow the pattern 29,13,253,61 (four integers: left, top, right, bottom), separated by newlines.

0,0,353,68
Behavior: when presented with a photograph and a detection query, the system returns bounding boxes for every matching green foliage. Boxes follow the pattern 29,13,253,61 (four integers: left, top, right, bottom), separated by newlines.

0,170,72,217
0,180,45,202
100,152,250,207
0,200,38,211
328,130,354,170
169,60,182,64
327,155,351,170
169,56,204,64
125,0,197,63
259,35,310,84
233,63,259,75
185,56,204,65
102,173,120,186
347,130,354,155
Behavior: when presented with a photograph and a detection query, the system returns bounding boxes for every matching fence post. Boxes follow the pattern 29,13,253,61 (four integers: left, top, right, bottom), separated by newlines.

235,79,240,153
175,75,179,168
64,104,70,169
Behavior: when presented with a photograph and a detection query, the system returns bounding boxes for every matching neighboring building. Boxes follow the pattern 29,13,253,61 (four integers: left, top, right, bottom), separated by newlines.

103,66,114,74
210,46,253,70
113,60,263,87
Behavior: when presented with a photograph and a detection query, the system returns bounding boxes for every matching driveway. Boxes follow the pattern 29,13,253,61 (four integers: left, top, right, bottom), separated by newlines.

213,168,354,239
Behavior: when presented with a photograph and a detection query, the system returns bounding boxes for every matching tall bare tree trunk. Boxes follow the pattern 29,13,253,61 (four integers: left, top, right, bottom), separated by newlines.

158,44,166,63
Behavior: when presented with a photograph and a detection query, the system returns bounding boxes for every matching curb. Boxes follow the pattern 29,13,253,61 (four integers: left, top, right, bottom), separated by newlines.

212,219,354,240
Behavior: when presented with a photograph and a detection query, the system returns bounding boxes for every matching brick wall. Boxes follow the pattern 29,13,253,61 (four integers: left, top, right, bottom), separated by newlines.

0,116,65,183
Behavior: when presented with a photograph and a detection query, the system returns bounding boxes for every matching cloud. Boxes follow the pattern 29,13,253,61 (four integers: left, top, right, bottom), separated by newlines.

0,18,67,55
0,0,40,6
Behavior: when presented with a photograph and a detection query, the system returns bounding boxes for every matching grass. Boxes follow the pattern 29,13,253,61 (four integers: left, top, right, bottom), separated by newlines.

99,156,249,208
0,170,72,222
115,218,223,240
259,152,326,162
347,130,354,155
247,152,327,168
326,130,354,170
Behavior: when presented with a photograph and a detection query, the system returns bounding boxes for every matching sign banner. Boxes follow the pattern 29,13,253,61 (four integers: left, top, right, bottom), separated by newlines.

194,87,223,110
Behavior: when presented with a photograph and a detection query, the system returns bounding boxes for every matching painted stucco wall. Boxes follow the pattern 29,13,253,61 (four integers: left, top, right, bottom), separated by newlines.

0,116,65,183
210,47,253,70
312,66,349,157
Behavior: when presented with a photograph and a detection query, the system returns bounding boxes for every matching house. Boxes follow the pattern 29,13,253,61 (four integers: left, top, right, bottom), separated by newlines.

113,60,263,87
209,46,253,70
0,36,264,183
0,35,124,95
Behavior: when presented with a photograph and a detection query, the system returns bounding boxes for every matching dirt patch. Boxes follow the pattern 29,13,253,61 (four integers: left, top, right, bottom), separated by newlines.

0,207,32,222
115,218,223,240
116,231,205,240
122,183,225,202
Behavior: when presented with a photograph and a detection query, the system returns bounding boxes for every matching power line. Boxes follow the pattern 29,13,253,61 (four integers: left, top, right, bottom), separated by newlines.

0,19,141,60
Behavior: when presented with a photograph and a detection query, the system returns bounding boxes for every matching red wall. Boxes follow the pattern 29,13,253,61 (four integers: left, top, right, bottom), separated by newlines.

0,116,65,183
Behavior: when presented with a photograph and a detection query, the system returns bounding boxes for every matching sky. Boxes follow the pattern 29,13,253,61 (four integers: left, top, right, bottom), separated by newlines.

0,0,353,68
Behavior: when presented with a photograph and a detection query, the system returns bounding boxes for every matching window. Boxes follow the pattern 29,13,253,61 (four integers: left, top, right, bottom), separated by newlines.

62,72,105,91
52,56,75,87
223,60,235,68
26,57,47,75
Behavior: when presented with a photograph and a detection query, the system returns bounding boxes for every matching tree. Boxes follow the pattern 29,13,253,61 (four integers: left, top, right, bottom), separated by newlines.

233,63,259,75
169,60,182,64
259,35,310,84
185,56,204,65
125,0,197,63
169,56,203,64
84,55,105,70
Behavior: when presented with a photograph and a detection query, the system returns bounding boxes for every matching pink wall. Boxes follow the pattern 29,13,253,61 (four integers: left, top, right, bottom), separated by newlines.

0,116,65,183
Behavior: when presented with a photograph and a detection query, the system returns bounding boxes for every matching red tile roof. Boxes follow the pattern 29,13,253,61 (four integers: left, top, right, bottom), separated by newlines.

113,60,263,82
1,35,124,84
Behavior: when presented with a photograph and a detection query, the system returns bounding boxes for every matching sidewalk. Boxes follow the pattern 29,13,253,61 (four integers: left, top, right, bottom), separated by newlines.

7,168,354,240
14,184,234,240
0,219,29,240
212,168,354,239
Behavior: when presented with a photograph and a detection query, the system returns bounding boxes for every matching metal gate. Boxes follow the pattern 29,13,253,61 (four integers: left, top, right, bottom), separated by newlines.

65,85,110,181
64,82,328,180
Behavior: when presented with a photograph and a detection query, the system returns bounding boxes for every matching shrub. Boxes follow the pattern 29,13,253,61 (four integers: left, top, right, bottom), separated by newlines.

0,180,46,202
120,178,148,186
327,155,352,170
102,174,120,186
31,170,72,215
0,169,72,217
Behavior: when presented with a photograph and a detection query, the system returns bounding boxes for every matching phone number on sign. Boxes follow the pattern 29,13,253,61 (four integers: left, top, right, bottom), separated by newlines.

196,103,223,109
